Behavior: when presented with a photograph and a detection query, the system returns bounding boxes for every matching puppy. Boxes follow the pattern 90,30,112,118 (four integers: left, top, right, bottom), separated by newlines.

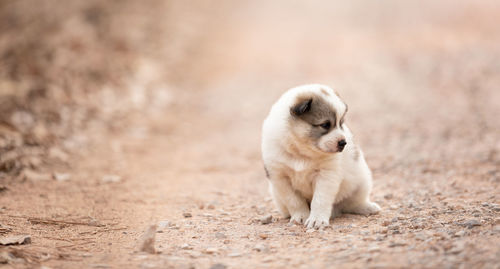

261,84,380,229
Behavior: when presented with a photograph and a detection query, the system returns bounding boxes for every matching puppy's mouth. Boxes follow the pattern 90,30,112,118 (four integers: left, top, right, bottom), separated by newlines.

321,148,343,154
321,140,347,153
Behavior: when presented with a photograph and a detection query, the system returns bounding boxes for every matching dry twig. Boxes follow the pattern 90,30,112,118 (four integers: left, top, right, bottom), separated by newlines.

28,217,105,227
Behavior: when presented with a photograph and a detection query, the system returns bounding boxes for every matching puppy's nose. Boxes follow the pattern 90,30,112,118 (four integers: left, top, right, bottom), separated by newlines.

337,139,347,152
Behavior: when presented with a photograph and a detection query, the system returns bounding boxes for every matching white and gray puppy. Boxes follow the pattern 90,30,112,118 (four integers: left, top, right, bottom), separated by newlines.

261,84,380,229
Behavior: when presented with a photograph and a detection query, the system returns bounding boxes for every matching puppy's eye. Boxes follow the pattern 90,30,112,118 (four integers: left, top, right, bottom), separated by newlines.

319,121,331,130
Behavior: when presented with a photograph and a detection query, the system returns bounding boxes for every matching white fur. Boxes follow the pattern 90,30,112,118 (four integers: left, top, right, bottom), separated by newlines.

261,84,380,229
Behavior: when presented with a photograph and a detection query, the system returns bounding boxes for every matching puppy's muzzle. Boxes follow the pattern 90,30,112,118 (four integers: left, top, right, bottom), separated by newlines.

337,139,347,152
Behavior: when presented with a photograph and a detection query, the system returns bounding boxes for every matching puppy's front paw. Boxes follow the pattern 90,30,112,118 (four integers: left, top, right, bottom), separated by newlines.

305,214,329,229
290,209,310,224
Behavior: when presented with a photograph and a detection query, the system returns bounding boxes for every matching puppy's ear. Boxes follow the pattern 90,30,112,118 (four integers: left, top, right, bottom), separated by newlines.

290,98,312,116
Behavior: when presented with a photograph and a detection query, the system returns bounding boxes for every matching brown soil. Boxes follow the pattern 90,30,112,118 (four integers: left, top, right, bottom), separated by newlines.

1,1,500,268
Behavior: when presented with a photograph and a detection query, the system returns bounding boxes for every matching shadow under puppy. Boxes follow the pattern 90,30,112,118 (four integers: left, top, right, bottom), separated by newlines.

261,84,380,229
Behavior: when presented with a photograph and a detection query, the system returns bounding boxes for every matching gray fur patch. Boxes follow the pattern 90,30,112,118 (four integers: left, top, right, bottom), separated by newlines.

290,93,337,139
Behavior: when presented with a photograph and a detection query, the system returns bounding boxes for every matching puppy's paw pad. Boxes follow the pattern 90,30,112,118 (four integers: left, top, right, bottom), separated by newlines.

304,215,329,229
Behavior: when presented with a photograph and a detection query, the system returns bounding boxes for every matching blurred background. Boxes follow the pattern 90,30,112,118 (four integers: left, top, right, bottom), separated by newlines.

1,0,500,267
1,0,499,180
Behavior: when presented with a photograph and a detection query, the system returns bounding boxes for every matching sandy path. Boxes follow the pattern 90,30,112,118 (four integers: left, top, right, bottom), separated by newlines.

2,73,499,268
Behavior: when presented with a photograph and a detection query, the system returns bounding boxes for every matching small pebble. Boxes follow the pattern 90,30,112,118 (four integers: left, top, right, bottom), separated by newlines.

181,243,192,250
158,220,171,229
260,214,273,225
376,235,385,241
389,242,407,248
22,169,51,181
215,232,227,239
53,173,71,182
262,257,273,263
183,212,192,218
448,243,465,255
388,224,399,230
0,234,31,245
259,233,269,239
91,264,111,268
454,231,466,237
384,194,393,200
210,263,227,269
189,251,201,258
253,243,267,252
228,252,242,257
204,247,218,254
138,225,156,254
462,219,481,229
101,175,121,183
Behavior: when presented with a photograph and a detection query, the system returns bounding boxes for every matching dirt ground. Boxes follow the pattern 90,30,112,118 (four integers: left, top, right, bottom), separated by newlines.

1,1,500,268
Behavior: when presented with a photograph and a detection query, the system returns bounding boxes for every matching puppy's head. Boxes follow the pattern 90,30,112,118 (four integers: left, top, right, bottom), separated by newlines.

288,90,348,154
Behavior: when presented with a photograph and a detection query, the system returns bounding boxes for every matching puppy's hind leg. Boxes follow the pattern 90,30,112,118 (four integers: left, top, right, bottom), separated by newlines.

341,176,380,216
342,193,380,216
